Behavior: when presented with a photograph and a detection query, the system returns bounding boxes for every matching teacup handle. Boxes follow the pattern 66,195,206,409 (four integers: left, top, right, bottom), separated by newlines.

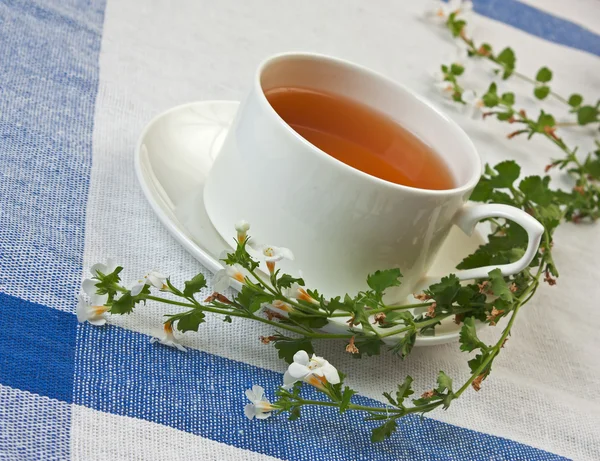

419,203,544,288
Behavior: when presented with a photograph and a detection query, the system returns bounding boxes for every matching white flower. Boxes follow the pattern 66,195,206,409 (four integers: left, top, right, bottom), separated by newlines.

76,294,109,326
435,80,455,99
283,350,340,389
244,385,274,420
89,258,118,278
425,0,472,24
147,271,167,289
235,220,250,233
285,283,318,304
150,322,186,352
462,89,485,119
213,263,248,293
129,271,167,296
248,241,294,264
235,220,250,243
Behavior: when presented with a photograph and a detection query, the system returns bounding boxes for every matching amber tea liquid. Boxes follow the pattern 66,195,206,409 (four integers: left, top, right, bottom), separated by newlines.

264,87,455,190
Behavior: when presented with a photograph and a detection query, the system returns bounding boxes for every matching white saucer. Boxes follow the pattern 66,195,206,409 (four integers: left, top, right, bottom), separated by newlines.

135,101,485,346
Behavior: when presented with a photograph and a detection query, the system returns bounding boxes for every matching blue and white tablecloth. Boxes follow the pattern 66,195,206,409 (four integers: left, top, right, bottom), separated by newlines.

1,1,599,459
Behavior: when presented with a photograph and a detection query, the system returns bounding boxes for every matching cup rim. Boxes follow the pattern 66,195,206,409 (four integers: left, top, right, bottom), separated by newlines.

254,51,482,196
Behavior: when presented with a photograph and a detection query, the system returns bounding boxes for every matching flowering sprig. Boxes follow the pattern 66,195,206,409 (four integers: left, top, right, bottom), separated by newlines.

433,2,600,222
80,198,556,442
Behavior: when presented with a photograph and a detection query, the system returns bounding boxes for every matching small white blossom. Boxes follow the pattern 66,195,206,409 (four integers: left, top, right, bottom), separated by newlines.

284,283,318,304
283,350,340,389
129,271,167,296
244,385,274,420
89,258,118,278
150,322,186,352
235,220,251,242
462,89,485,118
76,294,109,326
248,241,294,263
213,263,248,293
425,0,472,25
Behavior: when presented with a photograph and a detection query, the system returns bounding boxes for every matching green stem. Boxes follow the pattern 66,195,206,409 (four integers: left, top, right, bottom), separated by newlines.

454,266,541,398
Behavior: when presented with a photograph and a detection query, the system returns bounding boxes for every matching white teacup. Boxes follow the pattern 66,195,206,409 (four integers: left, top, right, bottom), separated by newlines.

204,52,543,300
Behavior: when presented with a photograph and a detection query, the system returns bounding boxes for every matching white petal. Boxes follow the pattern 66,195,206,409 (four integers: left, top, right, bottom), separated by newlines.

244,404,256,420
82,278,98,296
235,220,250,232
76,297,88,323
212,269,230,293
292,350,310,366
130,282,144,296
88,318,107,326
255,411,271,420
91,293,108,306
462,89,477,104
174,343,187,352
90,263,107,276
105,258,118,273
287,363,310,380
251,385,264,401
322,364,340,384
277,247,294,261
245,389,258,403
283,371,297,387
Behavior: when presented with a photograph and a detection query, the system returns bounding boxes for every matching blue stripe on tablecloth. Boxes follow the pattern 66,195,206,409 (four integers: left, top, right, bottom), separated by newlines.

453,0,600,57
71,320,568,461
0,293,77,403
0,0,105,312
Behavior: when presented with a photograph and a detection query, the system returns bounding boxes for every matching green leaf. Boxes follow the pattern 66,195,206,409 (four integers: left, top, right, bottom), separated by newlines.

426,274,461,306
390,331,416,359
469,178,493,202
577,105,598,125
382,392,396,406
371,419,397,442
236,285,273,314
276,274,305,289
482,82,499,107
223,315,232,323
395,376,414,405
176,309,206,332
456,250,492,270
273,337,313,364
183,273,207,298
500,92,515,105
339,387,356,414
110,292,135,314
534,86,550,100
468,352,491,375
537,111,556,128
535,67,552,83
436,371,453,393
354,336,384,358
568,93,583,108
488,268,513,302
519,175,552,206
447,12,466,37
366,269,402,294
496,47,515,78
496,112,512,121
459,317,486,352
489,160,520,188
288,406,301,421
450,63,464,76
